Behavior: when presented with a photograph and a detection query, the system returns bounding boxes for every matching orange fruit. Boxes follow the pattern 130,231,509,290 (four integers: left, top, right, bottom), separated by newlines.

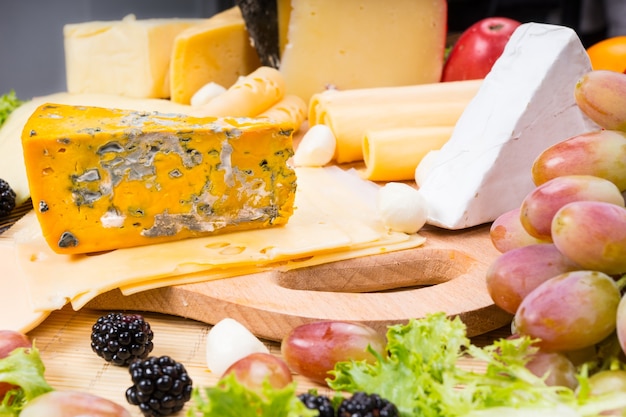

587,36,626,73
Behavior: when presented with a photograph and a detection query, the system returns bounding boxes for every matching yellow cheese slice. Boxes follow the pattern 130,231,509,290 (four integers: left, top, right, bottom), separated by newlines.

0,238,49,332
15,167,424,312
64,15,205,98
169,7,261,104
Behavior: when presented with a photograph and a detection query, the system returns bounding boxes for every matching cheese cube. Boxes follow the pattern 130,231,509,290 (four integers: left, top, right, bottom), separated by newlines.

278,0,447,102
64,15,203,98
417,23,599,230
170,7,261,104
21,103,297,254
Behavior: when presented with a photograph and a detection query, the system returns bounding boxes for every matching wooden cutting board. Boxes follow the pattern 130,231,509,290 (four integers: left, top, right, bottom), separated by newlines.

83,223,512,341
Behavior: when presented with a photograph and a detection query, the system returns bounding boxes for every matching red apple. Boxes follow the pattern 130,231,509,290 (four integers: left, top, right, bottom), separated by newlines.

442,17,522,82
0,330,32,399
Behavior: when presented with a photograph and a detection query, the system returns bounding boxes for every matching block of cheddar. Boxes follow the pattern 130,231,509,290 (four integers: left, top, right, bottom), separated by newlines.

21,103,297,255
169,7,261,104
64,15,204,98
278,0,447,102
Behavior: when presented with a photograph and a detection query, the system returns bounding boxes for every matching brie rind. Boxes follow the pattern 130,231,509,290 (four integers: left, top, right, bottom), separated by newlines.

417,23,598,229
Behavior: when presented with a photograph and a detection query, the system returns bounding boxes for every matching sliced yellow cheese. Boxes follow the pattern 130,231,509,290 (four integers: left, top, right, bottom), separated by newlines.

13,167,425,312
64,15,204,98
191,66,285,118
278,0,447,102
22,103,296,254
362,126,454,181
169,7,261,105
0,238,49,332
0,92,192,207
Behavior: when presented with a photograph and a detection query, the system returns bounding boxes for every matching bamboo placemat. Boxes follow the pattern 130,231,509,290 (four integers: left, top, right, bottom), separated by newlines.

27,305,507,416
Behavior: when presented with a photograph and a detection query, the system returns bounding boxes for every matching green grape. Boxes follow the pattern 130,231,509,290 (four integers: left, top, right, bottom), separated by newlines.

489,208,545,253
587,369,626,416
514,270,620,352
520,175,624,241
615,296,626,358
531,130,626,191
486,243,580,314
552,200,626,275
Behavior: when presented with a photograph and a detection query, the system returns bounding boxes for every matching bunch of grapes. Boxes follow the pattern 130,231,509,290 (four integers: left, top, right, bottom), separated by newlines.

488,69,626,392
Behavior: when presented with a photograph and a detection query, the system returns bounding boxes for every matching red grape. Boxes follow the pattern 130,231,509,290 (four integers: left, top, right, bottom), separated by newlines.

514,270,620,352
281,321,386,385
222,352,293,391
486,243,580,314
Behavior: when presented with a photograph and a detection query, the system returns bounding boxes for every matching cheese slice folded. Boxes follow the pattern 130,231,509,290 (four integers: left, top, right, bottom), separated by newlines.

21,103,297,254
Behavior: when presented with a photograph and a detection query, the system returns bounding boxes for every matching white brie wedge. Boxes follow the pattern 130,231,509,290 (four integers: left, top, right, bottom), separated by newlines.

417,23,598,229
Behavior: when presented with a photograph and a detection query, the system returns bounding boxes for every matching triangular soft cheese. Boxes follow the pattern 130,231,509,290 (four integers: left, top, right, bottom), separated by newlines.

417,23,598,230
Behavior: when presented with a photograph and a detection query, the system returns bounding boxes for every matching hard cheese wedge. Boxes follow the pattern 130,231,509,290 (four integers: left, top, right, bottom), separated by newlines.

169,6,261,104
278,0,447,102
12,167,424,312
64,15,203,98
22,103,296,254
417,23,599,229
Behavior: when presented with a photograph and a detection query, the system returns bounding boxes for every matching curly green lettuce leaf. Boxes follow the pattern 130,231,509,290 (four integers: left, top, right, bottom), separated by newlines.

327,312,626,417
0,91,23,128
186,373,317,417
0,345,53,417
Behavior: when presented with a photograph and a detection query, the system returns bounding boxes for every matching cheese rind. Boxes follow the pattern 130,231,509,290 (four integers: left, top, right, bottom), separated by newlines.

417,23,599,230
169,7,261,104
64,15,204,98
278,0,447,102
21,103,296,254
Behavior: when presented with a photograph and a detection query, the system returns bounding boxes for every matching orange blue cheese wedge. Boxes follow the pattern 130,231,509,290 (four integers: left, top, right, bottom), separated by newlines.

21,103,297,254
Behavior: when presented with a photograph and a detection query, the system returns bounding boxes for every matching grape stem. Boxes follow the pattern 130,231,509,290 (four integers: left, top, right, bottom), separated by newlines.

616,275,626,292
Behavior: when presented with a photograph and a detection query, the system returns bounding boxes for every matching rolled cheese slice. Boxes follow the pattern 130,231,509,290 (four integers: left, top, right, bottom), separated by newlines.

191,66,285,117
308,79,482,125
324,100,468,164
362,126,454,181
256,94,307,132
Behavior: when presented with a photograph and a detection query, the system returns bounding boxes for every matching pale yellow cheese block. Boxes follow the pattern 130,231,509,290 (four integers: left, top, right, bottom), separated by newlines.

278,0,447,103
0,93,191,207
14,167,425,312
64,15,204,98
169,7,261,104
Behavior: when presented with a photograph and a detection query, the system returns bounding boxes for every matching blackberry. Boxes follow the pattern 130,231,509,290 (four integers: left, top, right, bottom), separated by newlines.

126,355,193,417
91,312,154,366
298,392,335,417
0,179,16,217
337,391,399,417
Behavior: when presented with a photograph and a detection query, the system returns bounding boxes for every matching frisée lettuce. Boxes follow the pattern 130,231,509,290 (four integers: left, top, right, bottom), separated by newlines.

328,312,626,417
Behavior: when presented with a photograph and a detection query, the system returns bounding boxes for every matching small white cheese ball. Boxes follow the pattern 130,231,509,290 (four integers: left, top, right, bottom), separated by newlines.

190,82,227,107
377,182,429,234
205,317,269,375
293,124,336,167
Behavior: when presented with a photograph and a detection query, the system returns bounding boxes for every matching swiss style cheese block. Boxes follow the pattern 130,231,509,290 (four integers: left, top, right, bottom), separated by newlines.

64,15,203,98
417,23,599,229
21,103,297,254
169,7,261,104
278,0,447,102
